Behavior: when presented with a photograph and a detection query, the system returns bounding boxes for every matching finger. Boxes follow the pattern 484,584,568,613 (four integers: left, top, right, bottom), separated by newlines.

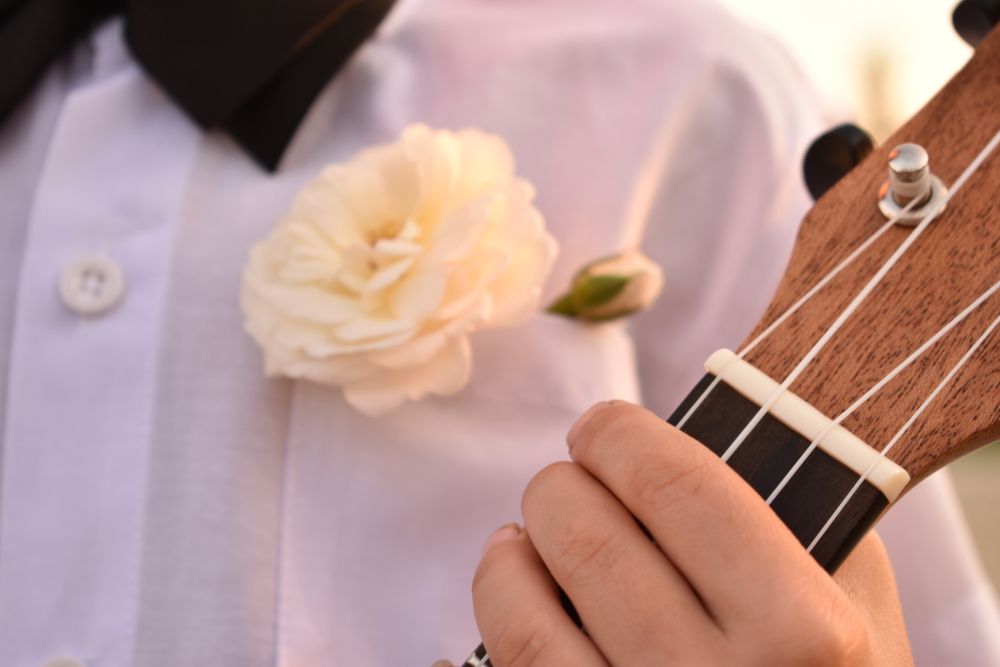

834,531,913,666
521,461,724,665
567,401,833,626
472,524,608,667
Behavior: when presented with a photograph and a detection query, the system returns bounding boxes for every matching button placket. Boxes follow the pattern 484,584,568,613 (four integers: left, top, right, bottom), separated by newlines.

0,58,201,666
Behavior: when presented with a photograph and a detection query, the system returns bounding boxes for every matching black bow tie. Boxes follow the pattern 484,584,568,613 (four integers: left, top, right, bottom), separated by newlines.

0,0,396,171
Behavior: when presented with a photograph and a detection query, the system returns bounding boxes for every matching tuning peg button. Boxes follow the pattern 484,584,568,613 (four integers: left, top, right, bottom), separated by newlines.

953,0,1000,48
803,123,876,202
887,143,932,206
878,142,948,227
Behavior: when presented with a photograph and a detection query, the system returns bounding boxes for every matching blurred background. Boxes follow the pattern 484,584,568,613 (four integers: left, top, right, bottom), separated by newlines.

715,0,999,589
718,0,972,141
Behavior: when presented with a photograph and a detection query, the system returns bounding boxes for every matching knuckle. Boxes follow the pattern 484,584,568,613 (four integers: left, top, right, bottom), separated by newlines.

489,613,561,667
624,447,713,517
572,403,720,520
551,519,632,584
748,593,866,667
521,463,633,586
790,621,854,666
572,401,645,455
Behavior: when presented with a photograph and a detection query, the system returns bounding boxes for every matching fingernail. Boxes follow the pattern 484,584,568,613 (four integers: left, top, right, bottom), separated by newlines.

566,401,612,449
430,660,454,667
482,522,521,557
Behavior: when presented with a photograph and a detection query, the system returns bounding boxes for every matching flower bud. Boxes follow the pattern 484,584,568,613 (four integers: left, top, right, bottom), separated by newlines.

548,250,663,322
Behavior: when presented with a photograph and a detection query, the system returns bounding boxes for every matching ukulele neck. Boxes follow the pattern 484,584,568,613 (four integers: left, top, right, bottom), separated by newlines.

666,350,906,572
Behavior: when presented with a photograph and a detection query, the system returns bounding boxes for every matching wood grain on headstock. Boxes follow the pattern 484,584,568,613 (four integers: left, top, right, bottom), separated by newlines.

742,26,1000,490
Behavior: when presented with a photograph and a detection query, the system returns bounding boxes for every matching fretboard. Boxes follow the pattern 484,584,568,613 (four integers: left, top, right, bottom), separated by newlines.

666,366,890,573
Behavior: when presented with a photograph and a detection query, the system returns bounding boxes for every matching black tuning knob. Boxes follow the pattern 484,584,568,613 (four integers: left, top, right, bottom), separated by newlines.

802,123,876,202
953,0,1000,47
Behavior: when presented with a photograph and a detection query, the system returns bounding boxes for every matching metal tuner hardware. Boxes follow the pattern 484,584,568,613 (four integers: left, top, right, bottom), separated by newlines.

878,142,948,226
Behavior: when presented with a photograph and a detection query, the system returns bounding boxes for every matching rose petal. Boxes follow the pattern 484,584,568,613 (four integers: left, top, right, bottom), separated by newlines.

343,335,472,416
420,334,473,396
435,245,507,322
304,328,416,357
374,238,422,257
338,271,367,294
457,245,510,291
240,280,284,340
337,245,375,293
272,319,340,351
486,233,559,325
278,352,377,385
405,127,457,233
481,181,541,250
441,293,492,335
328,160,392,234
389,269,447,321
366,331,447,369
421,201,491,267
334,317,416,342
398,218,422,242
365,257,416,293
360,289,385,313
451,130,515,205
379,146,421,223
262,284,362,324
241,278,346,354
288,176,358,245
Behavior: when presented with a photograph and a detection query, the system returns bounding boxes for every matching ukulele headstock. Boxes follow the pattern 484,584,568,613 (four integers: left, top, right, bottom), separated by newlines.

741,23,1000,491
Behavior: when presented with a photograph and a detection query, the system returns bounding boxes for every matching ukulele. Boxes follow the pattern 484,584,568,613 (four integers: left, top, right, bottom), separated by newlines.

462,12,1000,667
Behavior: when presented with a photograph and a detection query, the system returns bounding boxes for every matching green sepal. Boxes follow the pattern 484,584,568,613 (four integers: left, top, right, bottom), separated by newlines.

572,274,629,310
548,274,630,319
547,292,580,317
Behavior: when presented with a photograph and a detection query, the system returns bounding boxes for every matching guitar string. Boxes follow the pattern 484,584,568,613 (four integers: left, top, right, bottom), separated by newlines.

765,276,1000,506
807,306,1000,553
673,211,910,431
718,126,1000,464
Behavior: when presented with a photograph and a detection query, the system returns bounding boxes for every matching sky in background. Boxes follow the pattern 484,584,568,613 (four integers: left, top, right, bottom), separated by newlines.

717,0,974,141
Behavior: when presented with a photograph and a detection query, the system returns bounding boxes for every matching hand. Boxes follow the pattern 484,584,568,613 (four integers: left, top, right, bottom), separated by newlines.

472,401,913,666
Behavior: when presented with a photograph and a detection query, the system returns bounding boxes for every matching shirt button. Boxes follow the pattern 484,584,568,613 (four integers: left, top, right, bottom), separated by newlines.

41,658,88,667
59,255,126,316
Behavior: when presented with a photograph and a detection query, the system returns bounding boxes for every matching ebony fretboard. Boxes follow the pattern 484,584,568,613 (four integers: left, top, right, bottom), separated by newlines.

667,374,888,573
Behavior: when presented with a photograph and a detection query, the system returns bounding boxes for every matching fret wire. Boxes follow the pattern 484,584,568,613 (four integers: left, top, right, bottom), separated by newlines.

719,126,1000,464
807,308,1000,553
765,277,1000,506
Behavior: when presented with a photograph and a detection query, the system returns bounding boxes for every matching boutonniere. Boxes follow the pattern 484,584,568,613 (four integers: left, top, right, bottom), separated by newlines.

240,124,558,416
548,250,663,321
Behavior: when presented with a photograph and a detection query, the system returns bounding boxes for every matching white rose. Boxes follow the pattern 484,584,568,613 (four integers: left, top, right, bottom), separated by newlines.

241,125,559,415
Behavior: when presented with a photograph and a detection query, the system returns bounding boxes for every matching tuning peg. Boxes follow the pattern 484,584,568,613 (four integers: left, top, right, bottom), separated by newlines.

803,123,876,202
953,0,1000,47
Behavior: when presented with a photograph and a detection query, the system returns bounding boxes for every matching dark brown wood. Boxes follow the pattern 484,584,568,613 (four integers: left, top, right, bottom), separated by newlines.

738,24,1000,492
667,374,887,572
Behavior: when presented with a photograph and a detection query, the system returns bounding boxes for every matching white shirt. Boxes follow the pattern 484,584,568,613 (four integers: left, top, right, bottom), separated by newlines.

0,1,997,665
